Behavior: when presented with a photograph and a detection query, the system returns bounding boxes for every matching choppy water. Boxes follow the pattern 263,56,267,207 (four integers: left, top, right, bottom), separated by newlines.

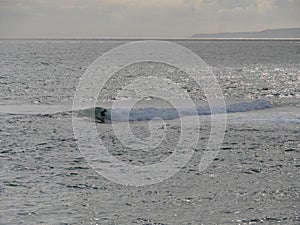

0,39,299,224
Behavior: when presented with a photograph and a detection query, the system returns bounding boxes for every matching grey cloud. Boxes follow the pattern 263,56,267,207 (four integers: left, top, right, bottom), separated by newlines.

0,0,299,37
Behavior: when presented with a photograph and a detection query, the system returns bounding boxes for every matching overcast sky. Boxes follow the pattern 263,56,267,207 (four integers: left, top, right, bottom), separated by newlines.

0,0,299,38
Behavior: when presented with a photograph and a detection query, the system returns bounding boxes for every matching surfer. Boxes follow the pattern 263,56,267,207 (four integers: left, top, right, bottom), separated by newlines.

95,107,106,123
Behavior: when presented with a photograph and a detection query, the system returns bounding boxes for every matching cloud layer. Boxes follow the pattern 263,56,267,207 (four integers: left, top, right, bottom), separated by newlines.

1,0,299,37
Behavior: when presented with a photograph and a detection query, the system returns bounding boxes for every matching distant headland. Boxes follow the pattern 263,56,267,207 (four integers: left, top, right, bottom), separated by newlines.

190,28,300,39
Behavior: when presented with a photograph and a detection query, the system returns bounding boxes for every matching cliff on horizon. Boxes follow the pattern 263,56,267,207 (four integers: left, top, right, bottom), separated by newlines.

190,28,300,38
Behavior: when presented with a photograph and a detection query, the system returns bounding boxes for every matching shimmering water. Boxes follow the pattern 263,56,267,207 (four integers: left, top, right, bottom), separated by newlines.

0,40,299,224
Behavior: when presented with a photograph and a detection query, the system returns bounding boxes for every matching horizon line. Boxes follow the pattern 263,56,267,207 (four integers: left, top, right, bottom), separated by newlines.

1,37,300,41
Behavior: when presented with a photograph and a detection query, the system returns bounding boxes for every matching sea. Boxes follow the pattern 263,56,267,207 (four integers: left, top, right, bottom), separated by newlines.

0,39,299,224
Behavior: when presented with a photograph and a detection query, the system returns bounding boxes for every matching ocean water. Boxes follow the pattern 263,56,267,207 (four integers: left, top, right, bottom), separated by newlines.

0,39,299,224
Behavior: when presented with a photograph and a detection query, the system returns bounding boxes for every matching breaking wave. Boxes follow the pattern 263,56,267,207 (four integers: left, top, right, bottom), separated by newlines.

0,100,273,122
104,100,272,122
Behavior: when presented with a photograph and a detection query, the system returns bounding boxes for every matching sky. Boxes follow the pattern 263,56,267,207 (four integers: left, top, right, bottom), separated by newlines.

0,0,299,38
